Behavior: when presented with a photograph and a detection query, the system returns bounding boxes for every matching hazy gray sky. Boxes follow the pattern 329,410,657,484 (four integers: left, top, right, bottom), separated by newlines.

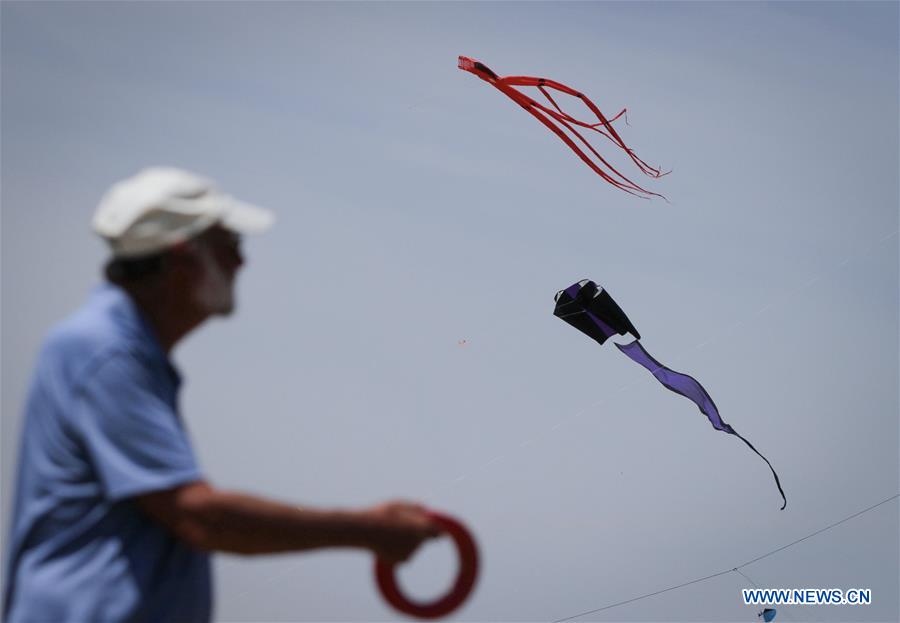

2,2,898,621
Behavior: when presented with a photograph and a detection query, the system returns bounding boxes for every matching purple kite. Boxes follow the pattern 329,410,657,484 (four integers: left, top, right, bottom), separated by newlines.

554,279,786,510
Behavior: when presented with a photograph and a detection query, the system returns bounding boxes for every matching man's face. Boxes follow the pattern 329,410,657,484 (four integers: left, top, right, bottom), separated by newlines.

189,225,244,316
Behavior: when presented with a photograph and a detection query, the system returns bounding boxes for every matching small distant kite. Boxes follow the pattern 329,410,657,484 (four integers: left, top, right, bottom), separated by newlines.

759,608,777,622
458,55,667,199
554,279,786,509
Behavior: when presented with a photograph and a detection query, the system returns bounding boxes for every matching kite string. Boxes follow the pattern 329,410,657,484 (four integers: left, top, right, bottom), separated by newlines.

735,493,900,569
551,493,899,622
733,568,760,588
552,569,735,623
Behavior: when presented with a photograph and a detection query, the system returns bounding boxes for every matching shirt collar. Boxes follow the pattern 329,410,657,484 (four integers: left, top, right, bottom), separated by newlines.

97,282,183,388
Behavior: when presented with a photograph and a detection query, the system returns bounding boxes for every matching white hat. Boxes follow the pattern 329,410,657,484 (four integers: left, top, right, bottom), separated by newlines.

93,167,275,258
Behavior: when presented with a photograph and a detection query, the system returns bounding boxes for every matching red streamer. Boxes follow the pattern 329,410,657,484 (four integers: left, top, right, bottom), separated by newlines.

459,56,668,200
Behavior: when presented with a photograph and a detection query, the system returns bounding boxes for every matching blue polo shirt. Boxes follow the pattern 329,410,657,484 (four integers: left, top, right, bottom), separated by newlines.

3,284,211,622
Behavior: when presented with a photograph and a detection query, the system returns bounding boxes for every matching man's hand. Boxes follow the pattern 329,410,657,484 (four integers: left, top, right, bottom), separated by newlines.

360,501,442,564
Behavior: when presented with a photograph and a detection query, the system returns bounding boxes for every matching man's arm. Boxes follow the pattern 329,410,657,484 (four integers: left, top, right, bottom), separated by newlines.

136,481,439,562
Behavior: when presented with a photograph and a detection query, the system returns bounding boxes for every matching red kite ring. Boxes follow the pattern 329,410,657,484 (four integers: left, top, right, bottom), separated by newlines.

375,511,479,619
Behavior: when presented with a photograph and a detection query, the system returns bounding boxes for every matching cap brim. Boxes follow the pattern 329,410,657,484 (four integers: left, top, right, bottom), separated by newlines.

220,196,275,234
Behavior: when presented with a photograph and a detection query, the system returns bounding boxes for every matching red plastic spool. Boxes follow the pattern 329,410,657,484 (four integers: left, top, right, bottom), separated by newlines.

375,512,479,619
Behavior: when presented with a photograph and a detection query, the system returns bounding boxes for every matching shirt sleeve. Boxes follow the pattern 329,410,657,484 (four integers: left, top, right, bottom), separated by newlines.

75,350,203,501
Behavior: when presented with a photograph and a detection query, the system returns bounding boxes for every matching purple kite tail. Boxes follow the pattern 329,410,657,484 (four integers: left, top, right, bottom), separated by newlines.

616,340,786,510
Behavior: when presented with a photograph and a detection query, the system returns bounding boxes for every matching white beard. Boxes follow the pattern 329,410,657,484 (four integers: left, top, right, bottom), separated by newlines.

193,243,235,315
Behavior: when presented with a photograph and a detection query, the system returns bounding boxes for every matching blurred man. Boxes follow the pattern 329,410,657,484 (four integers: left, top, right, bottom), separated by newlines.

3,167,439,622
